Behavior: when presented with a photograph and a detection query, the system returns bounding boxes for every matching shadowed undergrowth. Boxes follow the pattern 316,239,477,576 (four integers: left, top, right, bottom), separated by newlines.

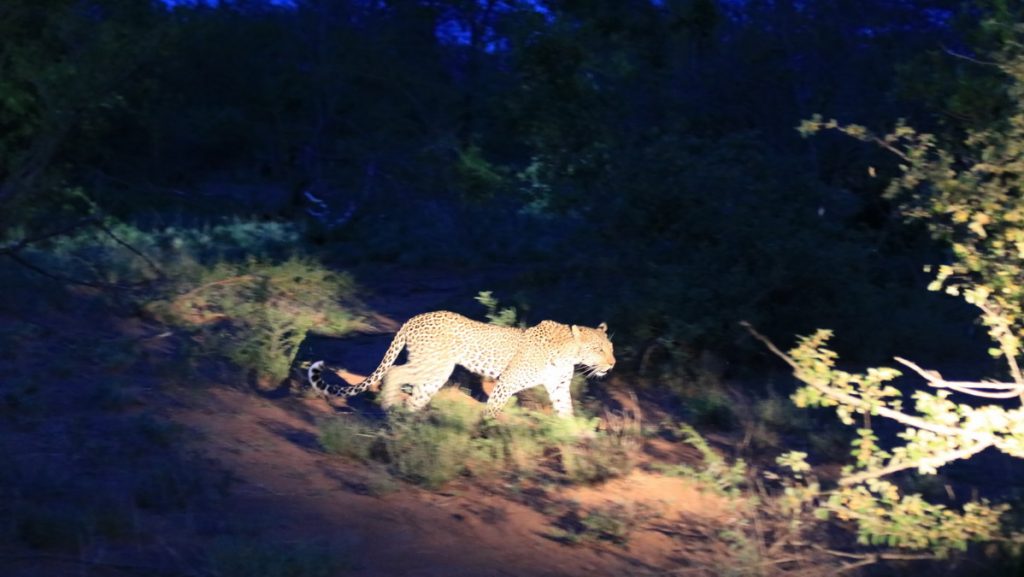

319,396,642,489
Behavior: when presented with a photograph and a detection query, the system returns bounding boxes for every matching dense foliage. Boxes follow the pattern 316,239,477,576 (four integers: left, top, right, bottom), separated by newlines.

7,1,1024,572
746,34,1024,564
1,219,361,384
3,0,1010,362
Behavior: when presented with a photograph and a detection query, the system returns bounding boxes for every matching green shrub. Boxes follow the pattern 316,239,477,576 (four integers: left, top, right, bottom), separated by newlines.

579,504,642,546
754,391,802,432
6,219,362,384
133,414,186,449
383,398,484,487
550,502,654,547
385,421,473,488
14,219,302,289
318,399,640,489
319,416,379,462
10,495,136,552
658,367,737,430
472,409,551,475
561,411,640,484
687,387,736,429
208,538,352,577
656,423,748,499
152,257,360,384
475,290,522,327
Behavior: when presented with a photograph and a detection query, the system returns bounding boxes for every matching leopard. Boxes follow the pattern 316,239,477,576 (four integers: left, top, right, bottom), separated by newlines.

307,310,615,417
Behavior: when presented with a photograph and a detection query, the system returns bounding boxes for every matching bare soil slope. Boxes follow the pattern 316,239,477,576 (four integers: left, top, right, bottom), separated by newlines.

1,267,737,577
171,386,733,576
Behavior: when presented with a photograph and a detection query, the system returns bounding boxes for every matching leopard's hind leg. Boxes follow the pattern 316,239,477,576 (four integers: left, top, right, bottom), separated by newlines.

381,361,455,412
406,361,456,412
380,364,415,410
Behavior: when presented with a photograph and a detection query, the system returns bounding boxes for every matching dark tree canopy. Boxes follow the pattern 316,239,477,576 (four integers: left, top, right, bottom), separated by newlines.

0,0,1017,360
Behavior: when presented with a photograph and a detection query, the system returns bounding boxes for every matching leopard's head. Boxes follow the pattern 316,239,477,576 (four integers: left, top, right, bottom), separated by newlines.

571,322,616,377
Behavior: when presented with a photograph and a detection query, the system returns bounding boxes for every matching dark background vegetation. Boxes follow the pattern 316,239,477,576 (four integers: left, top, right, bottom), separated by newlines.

7,0,1023,364
4,1,1024,575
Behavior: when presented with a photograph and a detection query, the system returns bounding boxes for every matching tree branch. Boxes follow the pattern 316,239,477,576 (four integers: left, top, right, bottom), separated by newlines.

94,219,165,279
741,322,997,444
2,250,135,291
740,321,799,371
977,301,1024,392
837,441,993,486
1,217,163,290
894,357,1024,399
836,557,878,574
818,546,936,562
869,136,912,163
0,217,99,256
941,45,1001,67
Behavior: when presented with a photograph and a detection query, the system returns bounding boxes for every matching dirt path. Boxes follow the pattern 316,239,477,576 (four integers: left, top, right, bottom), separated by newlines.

172,388,726,576
168,267,735,576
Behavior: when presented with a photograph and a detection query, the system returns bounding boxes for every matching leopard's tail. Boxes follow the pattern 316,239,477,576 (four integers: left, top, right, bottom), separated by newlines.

308,326,408,397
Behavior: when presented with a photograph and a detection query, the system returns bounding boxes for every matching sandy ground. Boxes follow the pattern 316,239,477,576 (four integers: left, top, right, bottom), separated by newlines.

1,267,739,577
170,385,735,577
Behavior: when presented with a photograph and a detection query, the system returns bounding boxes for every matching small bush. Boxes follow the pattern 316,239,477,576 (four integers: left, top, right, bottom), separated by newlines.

551,502,654,547
561,424,639,484
384,402,480,488
579,504,646,546
475,290,522,327
665,371,736,430
318,399,640,489
472,410,552,476
7,220,362,385
208,538,352,577
656,423,748,498
152,257,360,384
9,496,136,552
319,417,379,462
687,388,736,429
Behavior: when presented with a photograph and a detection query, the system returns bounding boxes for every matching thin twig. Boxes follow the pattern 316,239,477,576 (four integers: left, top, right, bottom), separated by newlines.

0,217,99,256
93,219,166,279
894,357,1024,399
942,45,1001,67
760,556,808,566
838,441,992,486
869,136,911,163
740,321,798,371
837,557,879,574
3,250,135,291
817,546,936,562
1,216,164,290
977,302,1024,391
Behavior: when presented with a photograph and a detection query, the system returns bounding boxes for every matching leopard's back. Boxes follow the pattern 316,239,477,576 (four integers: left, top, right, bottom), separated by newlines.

402,311,525,378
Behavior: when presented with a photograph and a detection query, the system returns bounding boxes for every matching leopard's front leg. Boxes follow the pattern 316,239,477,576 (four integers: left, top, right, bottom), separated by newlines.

543,372,574,418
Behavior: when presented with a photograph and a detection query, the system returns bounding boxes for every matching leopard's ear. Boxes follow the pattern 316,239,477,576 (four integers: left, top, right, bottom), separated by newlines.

597,322,608,333
571,324,582,340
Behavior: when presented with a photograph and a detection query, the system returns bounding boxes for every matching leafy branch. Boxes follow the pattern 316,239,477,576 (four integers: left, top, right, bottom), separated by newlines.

741,322,998,445
744,322,1019,557
894,356,1024,400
